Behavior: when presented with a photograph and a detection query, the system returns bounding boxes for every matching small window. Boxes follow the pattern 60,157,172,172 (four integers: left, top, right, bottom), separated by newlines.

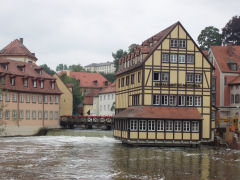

44,111,48,120
186,96,193,106
32,111,36,120
157,120,164,131
195,96,201,106
5,93,10,102
148,120,155,131
138,72,141,83
170,39,178,48
153,94,160,105
38,111,42,120
33,80,37,88
130,120,138,131
161,72,169,82
195,74,202,83
178,95,185,106
19,94,24,103
186,74,194,83
38,96,42,104
174,121,182,132
12,110,17,119
169,95,176,106
51,82,55,89
153,72,160,81
44,96,48,104
11,78,15,86
19,110,24,119
23,79,28,87
162,53,169,63
192,121,199,132
139,120,147,131
5,110,10,119
178,54,185,63
40,81,44,89
26,110,30,120
187,55,195,64
0,93,2,101
170,54,177,63
32,95,36,103
12,93,17,102
126,76,129,86
121,77,125,87
131,74,135,84
166,120,173,131
49,111,53,120
0,76,5,85
161,95,168,105
0,109,2,119
183,121,190,132
179,40,186,48
55,96,59,104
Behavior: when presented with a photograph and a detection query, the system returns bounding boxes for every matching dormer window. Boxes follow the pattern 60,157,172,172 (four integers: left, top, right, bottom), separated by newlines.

11,77,15,86
228,63,237,71
17,65,25,72
40,80,44,89
23,79,28,87
33,80,37,88
104,81,108,86
1,63,8,70
51,82,55,89
93,80,98,85
35,68,42,75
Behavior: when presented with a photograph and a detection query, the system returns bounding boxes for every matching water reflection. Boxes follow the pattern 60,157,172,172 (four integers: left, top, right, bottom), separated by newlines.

0,130,240,180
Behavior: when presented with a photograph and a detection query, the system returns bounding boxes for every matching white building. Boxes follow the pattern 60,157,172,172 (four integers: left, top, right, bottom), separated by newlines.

84,61,116,74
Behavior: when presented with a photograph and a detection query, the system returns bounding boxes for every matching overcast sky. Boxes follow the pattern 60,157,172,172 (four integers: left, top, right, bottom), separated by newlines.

0,0,239,70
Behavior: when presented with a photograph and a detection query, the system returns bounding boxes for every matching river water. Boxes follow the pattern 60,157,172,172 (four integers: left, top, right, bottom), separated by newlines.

0,129,240,180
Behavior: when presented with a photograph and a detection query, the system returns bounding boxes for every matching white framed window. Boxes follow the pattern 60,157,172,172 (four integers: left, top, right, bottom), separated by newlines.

0,93,2,101
166,120,173,131
44,96,48,104
38,96,42,104
5,93,10,102
153,72,160,81
148,120,155,131
12,110,17,119
12,93,17,102
195,74,202,83
192,121,199,132
55,111,59,120
33,80,37,88
162,53,169,62
183,121,190,132
51,82,55,89
44,111,48,120
0,109,2,119
178,95,185,106
11,78,15,86
170,39,178,48
179,40,186,48
169,95,176,106
174,121,182,132
186,74,194,83
20,94,24,103
19,110,24,119
195,96,202,106
50,96,53,104
187,55,194,64
170,54,177,63
161,72,169,82
32,95,36,103
130,120,138,131
40,81,44,89
5,110,10,119
55,96,59,104
24,79,28,87
161,95,168,105
38,111,42,120
157,120,164,131
153,94,160,105
26,94,30,103
32,111,36,120
186,96,194,106
26,110,30,120
49,111,53,120
139,120,147,131
178,54,185,63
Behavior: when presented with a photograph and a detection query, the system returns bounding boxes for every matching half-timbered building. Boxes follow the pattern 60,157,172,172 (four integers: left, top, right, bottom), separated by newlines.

113,22,214,146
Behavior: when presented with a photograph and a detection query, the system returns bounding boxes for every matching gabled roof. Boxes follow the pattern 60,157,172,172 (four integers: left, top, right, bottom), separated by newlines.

99,81,116,94
0,57,54,79
69,71,110,88
0,39,37,61
211,45,240,73
116,21,214,75
114,106,202,120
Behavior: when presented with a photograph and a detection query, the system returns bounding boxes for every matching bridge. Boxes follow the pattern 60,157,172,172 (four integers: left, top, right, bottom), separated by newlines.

60,115,113,130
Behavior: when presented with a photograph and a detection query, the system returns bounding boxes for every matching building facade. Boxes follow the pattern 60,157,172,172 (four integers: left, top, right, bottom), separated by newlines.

0,39,61,136
84,61,115,74
53,74,73,116
208,45,240,130
113,22,214,146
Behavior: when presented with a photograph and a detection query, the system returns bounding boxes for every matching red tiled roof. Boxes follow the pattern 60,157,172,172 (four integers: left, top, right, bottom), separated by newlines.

0,39,37,61
0,58,61,94
99,81,116,94
114,106,202,120
69,72,110,88
211,45,240,73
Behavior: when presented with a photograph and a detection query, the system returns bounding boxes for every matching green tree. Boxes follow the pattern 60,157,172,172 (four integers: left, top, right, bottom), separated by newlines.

56,64,68,71
68,64,85,72
100,73,115,83
59,74,83,114
222,16,240,45
128,43,138,53
197,26,222,50
40,64,55,76
112,49,127,72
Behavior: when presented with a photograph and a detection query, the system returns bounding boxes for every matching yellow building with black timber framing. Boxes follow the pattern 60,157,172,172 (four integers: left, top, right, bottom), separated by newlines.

113,22,214,146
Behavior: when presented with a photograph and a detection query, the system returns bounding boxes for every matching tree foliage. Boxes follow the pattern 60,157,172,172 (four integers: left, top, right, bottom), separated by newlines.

59,74,83,114
40,64,55,76
56,64,68,71
222,16,240,45
197,26,222,50
68,64,85,72
128,43,138,53
100,73,115,83
112,49,127,72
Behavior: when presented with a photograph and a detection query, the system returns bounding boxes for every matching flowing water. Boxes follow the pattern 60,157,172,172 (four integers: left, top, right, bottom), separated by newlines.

0,129,240,180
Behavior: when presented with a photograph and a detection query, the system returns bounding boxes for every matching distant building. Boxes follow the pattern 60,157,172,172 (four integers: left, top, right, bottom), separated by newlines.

60,70,110,96
84,61,115,74
98,82,116,116
0,39,61,136
83,90,100,116
53,74,73,116
208,44,240,130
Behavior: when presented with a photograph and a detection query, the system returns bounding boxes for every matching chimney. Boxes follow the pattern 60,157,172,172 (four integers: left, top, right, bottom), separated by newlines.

19,38,23,44
227,42,233,56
